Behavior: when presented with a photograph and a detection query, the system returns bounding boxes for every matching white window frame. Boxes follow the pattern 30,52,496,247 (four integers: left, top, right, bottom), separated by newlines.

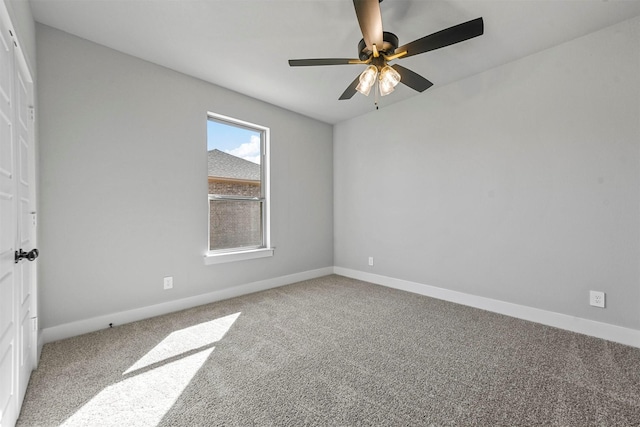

204,112,273,265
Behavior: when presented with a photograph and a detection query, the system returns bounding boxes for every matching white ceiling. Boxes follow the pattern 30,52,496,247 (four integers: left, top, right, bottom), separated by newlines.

30,0,640,125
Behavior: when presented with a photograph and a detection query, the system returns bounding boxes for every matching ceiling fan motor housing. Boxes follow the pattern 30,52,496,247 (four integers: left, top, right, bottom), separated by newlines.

358,31,399,60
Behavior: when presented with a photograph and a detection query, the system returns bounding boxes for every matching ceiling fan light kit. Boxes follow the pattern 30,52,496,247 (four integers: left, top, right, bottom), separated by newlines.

288,0,484,107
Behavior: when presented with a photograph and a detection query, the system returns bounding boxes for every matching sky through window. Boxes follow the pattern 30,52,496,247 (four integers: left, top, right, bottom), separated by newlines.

207,120,261,164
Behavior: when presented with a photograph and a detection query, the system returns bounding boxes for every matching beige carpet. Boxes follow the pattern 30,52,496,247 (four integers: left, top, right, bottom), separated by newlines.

17,275,640,426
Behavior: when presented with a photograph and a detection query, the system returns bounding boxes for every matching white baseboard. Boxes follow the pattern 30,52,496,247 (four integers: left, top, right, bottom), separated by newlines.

42,266,640,349
42,267,334,344
334,267,640,349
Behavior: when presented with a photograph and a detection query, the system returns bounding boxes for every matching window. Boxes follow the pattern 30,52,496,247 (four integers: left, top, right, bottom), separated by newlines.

205,113,272,264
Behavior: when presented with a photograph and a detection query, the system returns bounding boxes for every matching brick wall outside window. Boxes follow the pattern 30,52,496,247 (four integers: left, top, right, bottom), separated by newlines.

209,179,261,250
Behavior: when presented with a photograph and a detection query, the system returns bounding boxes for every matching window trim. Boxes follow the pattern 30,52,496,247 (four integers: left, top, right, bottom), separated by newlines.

204,247,274,265
204,112,273,265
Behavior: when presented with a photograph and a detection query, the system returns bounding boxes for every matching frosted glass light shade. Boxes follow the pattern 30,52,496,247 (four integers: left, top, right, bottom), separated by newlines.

356,65,378,96
379,65,401,96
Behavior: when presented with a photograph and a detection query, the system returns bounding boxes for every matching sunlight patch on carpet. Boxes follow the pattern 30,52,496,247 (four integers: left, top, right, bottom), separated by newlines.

124,312,241,375
60,313,240,427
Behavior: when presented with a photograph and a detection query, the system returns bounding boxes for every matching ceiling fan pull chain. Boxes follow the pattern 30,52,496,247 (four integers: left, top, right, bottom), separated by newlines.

375,81,379,110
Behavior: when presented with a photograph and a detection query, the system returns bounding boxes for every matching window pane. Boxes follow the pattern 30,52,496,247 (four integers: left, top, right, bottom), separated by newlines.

207,120,262,196
209,199,263,250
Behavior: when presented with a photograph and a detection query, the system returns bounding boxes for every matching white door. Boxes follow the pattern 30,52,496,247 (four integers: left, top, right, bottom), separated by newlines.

14,42,35,410
0,9,37,427
0,14,18,427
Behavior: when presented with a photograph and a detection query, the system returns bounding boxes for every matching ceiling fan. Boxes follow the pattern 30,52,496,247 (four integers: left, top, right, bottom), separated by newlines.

288,0,483,104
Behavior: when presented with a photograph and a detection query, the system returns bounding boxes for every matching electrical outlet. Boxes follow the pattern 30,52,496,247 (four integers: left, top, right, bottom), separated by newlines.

163,276,173,290
589,290,605,308
368,257,374,266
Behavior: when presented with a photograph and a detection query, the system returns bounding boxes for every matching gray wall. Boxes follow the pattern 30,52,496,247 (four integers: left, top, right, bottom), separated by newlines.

36,15,640,333
37,24,333,329
334,17,640,330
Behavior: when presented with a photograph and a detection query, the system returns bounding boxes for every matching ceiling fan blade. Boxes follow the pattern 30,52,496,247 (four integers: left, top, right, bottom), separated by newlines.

289,58,363,67
395,17,483,59
353,0,384,53
391,64,433,92
339,75,361,100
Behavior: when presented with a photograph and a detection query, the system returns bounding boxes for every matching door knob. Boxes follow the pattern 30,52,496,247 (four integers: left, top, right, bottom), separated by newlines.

15,248,39,263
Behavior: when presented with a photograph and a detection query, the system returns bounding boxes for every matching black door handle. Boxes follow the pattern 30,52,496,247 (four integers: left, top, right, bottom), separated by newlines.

15,248,39,263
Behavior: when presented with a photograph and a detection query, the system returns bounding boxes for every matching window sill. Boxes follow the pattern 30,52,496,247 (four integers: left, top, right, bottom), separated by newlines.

203,248,274,265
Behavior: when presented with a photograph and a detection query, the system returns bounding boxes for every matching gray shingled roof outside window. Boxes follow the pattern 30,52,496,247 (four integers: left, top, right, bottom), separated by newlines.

208,149,260,181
